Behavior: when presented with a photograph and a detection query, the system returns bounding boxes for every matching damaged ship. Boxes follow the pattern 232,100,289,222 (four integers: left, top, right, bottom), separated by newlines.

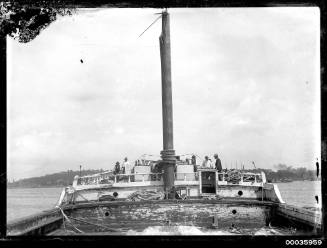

7,10,322,236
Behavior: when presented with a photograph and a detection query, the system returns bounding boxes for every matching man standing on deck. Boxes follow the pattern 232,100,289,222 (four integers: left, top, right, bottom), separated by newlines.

122,157,131,174
191,155,197,172
191,155,196,166
214,154,223,180
202,156,213,168
114,161,120,175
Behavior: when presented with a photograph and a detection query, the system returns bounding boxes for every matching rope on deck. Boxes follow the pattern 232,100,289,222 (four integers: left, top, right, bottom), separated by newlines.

68,216,129,233
126,190,165,201
56,206,84,234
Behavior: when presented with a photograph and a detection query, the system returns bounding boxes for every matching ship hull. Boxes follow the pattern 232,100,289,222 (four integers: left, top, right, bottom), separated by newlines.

7,198,321,236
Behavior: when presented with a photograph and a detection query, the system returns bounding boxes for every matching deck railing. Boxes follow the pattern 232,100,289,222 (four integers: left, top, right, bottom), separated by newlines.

77,171,113,185
217,171,263,184
76,171,164,185
75,170,263,186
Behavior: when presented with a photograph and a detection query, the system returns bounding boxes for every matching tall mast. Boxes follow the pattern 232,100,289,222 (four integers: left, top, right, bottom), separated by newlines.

159,10,176,197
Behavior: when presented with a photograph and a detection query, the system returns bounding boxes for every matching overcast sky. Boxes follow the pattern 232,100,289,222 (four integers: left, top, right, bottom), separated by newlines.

7,7,320,180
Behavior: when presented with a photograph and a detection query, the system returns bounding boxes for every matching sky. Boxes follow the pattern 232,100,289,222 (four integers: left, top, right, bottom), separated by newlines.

7,7,320,180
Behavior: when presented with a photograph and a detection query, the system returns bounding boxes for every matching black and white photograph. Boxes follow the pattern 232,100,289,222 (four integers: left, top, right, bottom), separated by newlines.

3,2,323,239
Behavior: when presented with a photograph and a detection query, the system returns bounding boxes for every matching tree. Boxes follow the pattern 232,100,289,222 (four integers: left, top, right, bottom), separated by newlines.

0,1,74,43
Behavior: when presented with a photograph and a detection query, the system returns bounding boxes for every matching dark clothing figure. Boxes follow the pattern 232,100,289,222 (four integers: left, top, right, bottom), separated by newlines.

114,162,120,175
215,157,222,172
193,164,197,172
191,155,196,165
214,154,223,181
216,159,222,181
316,160,319,178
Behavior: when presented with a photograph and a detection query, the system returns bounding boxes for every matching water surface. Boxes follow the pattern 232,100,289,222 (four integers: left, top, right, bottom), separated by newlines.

7,187,63,222
276,180,321,208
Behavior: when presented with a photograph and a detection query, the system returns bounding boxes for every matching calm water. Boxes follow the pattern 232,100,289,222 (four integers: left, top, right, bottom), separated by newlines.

276,180,321,208
7,181,322,223
7,187,64,222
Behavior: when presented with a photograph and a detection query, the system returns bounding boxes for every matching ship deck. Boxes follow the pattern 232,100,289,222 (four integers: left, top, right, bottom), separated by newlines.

7,198,321,236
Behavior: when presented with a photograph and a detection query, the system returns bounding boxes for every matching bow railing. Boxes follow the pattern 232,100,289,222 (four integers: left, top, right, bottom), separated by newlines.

76,171,164,185
217,171,264,184
74,170,264,186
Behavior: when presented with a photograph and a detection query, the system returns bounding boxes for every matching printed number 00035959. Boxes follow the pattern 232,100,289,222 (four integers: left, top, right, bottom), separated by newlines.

286,240,322,245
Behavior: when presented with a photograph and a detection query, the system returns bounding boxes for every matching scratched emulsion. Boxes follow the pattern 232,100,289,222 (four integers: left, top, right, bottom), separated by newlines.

125,225,294,235
65,202,273,233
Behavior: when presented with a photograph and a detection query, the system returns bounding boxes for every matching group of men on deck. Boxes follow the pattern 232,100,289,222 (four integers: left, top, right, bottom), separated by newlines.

114,157,131,175
113,153,223,175
201,154,222,172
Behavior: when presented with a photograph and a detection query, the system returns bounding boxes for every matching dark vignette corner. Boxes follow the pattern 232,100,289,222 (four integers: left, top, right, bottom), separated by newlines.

0,26,7,239
320,0,327,241
0,0,326,246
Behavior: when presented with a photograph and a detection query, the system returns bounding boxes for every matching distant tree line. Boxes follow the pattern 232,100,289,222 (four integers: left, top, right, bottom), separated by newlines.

7,169,104,188
242,163,318,182
7,163,319,188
